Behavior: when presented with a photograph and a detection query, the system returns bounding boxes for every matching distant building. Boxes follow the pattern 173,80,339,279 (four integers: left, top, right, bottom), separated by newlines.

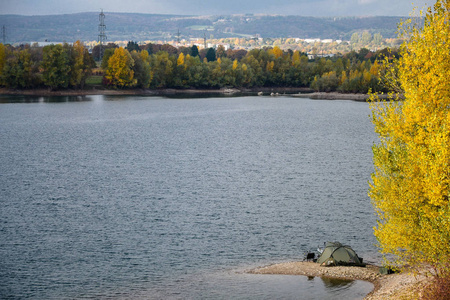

215,43,230,50
31,41,65,47
304,38,321,43
307,53,336,60
302,38,343,44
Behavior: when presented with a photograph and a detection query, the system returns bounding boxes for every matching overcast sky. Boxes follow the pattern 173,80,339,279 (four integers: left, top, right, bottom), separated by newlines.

2,0,431,16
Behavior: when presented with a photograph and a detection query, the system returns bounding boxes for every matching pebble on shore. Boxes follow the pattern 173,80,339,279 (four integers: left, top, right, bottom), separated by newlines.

248,261,431,299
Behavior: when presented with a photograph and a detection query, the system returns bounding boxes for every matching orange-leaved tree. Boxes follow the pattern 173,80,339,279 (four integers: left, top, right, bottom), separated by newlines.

370,0,450,276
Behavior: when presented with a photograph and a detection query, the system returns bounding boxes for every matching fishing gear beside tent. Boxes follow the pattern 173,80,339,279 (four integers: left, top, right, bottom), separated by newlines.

303,251,317,262
316,242,365,267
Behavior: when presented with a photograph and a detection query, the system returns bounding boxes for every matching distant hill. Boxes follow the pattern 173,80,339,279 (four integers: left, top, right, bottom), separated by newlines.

0,12,403,44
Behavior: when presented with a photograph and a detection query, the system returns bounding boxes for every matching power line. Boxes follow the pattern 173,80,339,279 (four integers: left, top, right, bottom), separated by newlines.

204,31,207,49
2,25,6,44
98,9,107,61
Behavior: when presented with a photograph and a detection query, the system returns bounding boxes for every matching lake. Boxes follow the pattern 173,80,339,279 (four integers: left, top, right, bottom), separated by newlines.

0,95,378,299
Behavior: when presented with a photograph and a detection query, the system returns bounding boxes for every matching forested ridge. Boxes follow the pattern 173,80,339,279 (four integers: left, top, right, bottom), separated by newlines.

0,41,395,93
0,13,402,43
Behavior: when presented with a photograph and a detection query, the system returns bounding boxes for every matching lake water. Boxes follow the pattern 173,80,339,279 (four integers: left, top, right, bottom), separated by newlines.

0,95,378,299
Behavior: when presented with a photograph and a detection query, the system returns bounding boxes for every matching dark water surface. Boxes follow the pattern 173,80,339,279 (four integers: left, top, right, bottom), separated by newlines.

0,95,377,299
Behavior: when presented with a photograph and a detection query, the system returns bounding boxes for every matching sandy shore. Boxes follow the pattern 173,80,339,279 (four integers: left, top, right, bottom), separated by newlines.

248,261,430,299
292,92,402,101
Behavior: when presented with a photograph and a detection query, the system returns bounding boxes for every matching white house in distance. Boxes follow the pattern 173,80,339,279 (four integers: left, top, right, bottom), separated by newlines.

307,53,336,60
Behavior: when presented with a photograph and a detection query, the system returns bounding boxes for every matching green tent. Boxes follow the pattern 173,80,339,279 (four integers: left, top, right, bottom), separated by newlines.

317,242,363,266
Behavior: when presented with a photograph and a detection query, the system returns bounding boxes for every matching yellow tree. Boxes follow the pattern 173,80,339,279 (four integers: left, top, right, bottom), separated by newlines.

70,41,94,89
370,0,450,276
339,70,347,85
269,46,283,59
71,41,85,87
0,43,6,79
105,47,136,88
177,52,185,66
232,59,238,70
369,60,380,76
291,50,301,66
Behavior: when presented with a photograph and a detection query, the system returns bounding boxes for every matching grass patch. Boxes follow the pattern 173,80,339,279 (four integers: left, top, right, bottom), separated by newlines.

85,75,103,86
187,25,214,31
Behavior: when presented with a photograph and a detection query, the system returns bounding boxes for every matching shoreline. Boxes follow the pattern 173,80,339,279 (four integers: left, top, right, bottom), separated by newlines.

291,92,399,101
0,88,395,101
248,261,430,299
0,87,312,97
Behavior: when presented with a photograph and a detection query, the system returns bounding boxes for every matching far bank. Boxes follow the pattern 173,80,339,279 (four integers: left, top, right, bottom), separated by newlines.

0,88,395,101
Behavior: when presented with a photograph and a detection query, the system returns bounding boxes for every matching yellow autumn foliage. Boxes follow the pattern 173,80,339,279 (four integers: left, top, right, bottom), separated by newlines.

177,52,185,66
369,60,380,76
266,61,274,72
140,50,149,61
339,70,347,85
105,47,136,88
0,43,6,77
70,41,86,87
370,0,450,276
271,46,283,59
232,59,238,70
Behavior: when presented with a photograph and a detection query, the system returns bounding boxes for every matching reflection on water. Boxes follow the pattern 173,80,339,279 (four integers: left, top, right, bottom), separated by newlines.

43,95,92,102
321,276,353,288
0,94,92,103
144,272,373,300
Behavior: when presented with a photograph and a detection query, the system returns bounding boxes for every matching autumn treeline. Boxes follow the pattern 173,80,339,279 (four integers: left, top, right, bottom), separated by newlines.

0,41,96,89
0,41,396,93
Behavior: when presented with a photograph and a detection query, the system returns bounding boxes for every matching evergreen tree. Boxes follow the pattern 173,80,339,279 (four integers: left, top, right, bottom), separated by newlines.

190,45,199,57
126,41,140,52
206,48,216,62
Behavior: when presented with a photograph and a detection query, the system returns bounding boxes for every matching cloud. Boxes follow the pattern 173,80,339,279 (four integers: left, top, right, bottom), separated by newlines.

358,0,377,4
0,0,431,16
